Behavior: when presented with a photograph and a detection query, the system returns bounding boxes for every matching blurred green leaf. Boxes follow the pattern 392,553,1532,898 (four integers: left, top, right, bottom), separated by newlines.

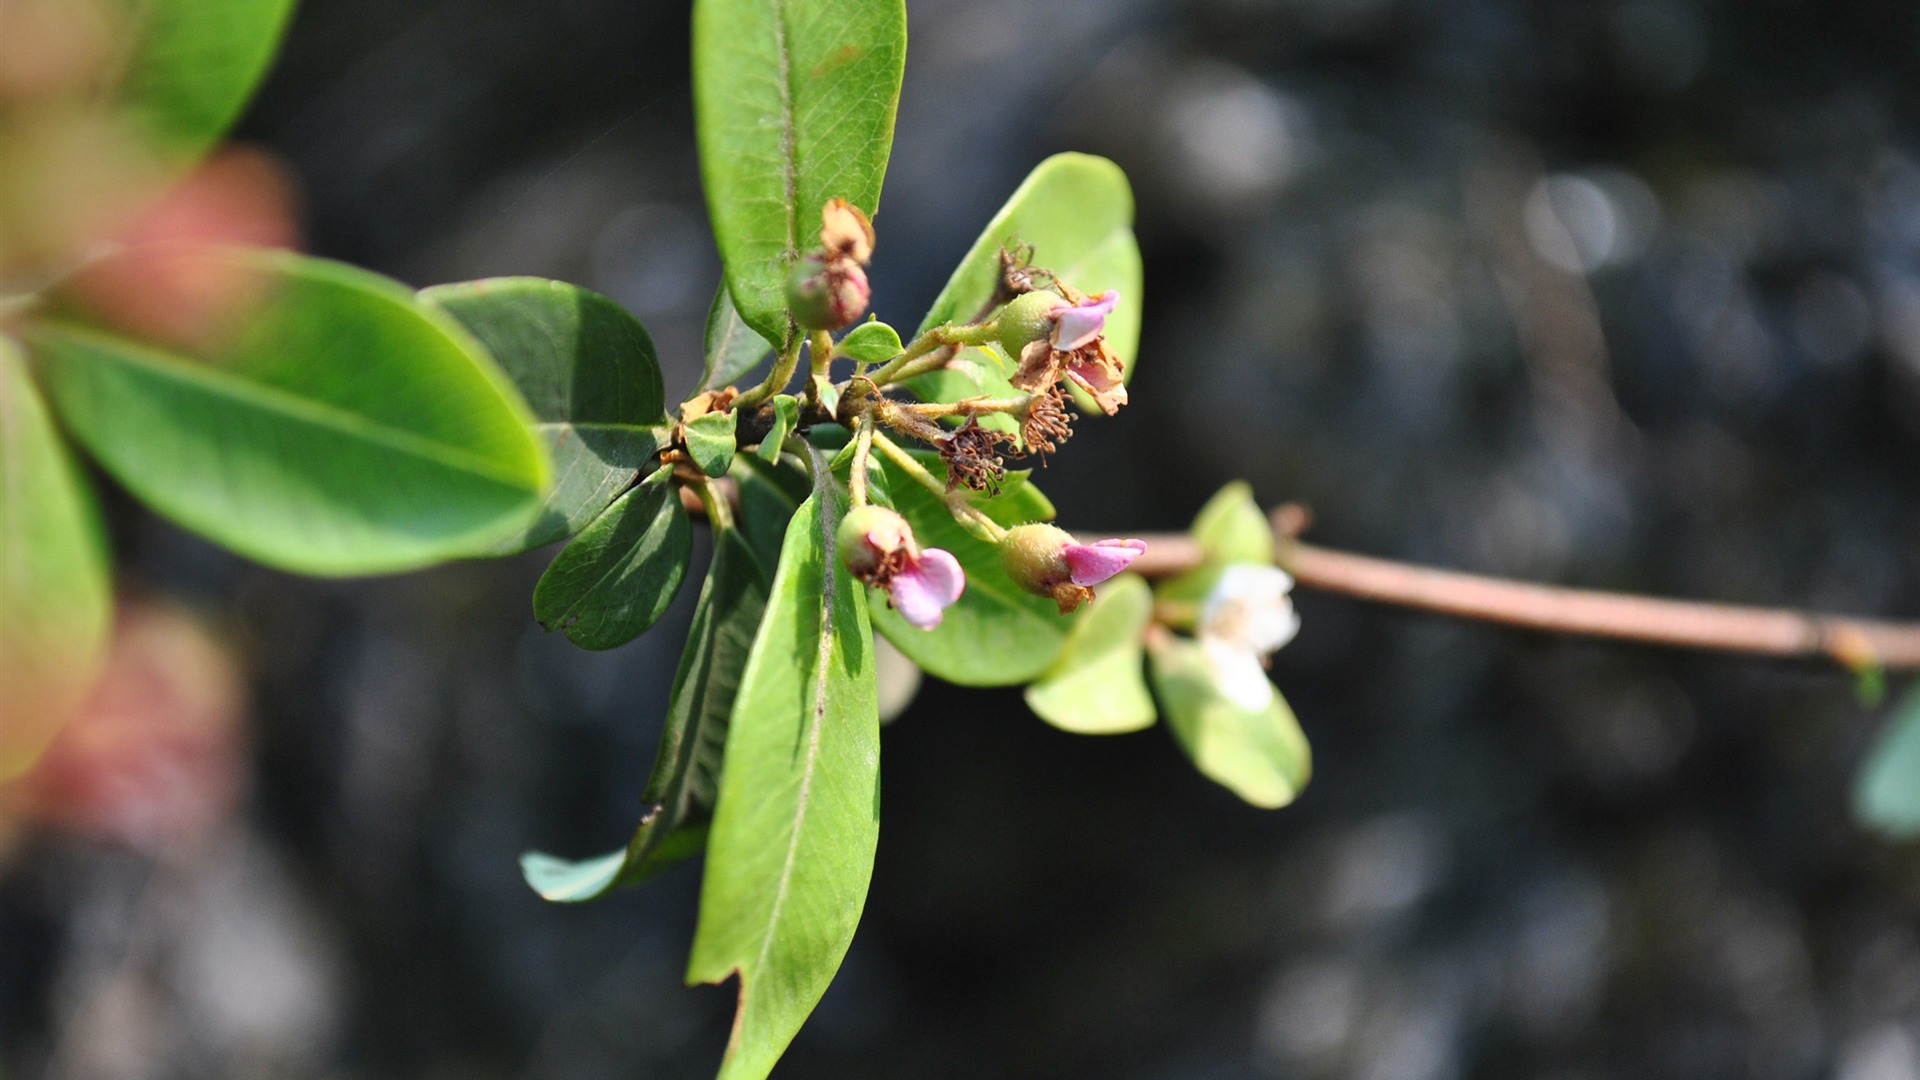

423,277,667,553
1161,481,1276,605
693,0,907,349
111,0,298,164
702,283,770,392
522,526,771,900
1148,634,1311,809
1855,685,1920,839
756,395,800,463
533,477,690,650
838,321,902,365
1026,575,1156,735
687,409,739,478
865,451,1069,686
0,337,111,781
917,153,1143,384
687,468,879,1080
30,246,550,575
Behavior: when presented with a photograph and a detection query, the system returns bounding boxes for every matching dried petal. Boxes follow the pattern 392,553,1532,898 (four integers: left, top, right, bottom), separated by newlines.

820,197,875,264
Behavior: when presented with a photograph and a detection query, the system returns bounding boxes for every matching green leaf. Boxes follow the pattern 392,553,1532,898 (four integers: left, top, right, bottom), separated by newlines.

1855,686,1920,838
837,321,902,365
702,283,771,392
423,278,668,554
755,395,800,463
29,246,550,576
687,464,879,1080
0,337,112,781
865,451,1070,686
1025,575,1156,734
733,455,808,572
522,526,772,900
917,153,1143,381
109,0,298,164
693,0,908,349
1147,634,1311,809
687,409,739,478
1162,481,1277,605
533,477,691,651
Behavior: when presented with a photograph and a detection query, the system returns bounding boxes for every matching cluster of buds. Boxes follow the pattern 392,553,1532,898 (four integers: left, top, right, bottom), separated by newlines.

787,198,876,330
998,523,1147,614
999,285,1129,415
837,505,965,629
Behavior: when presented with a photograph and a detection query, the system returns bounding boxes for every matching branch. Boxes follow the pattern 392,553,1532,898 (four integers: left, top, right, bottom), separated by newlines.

1125,505,1920,672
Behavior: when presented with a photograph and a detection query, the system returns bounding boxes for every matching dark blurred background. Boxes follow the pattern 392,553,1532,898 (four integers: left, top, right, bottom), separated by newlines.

11,0,1920,1076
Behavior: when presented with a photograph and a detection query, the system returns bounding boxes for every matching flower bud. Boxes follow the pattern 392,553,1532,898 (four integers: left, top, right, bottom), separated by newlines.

999,523,1146,613
995,291,1066,359
787,254,871,330
837,504,914,577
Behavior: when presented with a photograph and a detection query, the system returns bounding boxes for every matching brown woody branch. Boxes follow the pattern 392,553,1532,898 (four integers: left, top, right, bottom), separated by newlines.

1123,505,1920,672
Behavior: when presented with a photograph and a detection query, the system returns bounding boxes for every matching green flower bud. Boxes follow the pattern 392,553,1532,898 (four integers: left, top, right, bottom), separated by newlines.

787,253,871,330
994,290,1065,359
998,522,1074,592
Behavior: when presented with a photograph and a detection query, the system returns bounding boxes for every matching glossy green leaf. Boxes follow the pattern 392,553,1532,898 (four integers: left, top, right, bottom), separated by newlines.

756,396,800,463
838,321,902,365
1855,686,1920,838
1148,634,1311,809
865,452,1070,686
30,246,550,575
687,409,739,478
533,477,691,650
687,468,879,1080
423,278,668,553
693,0,908,349
1025,575,1156,734
702,284,771,392
110,0,298,164
522,526,772,900
0,337,111,780
917,153,1143,382
733,455,808,572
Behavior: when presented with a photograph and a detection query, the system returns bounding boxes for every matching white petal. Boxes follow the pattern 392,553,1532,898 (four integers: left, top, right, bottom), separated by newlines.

1199,564,1300,657
1201,637,1276,711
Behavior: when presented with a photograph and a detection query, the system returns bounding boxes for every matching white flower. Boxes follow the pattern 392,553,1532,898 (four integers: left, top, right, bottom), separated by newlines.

1196,564,1300,711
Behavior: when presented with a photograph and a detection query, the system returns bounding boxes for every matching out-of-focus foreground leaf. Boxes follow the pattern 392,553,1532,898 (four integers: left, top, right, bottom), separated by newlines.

1148,633,1311,809
111,0,300,164
1026,575,1156,734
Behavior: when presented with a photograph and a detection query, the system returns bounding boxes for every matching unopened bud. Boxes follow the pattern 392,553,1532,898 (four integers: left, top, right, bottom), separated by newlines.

995,291,1066,359
787,253,871,330
838,504,915,577
999,523,1074,594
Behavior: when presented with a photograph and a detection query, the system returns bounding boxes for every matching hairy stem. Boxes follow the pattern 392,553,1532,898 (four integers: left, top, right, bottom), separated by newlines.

735,337,804,411
871,431,1004,543
867,322,999,386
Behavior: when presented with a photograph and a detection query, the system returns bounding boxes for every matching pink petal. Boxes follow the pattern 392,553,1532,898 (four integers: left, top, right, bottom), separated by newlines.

889,548,966,629
1062,538,1147,586
1051,290,1119,351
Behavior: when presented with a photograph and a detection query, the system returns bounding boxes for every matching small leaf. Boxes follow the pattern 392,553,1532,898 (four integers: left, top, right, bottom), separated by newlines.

687,410,739,478
30,246,550,575
1161,481,1277,606
693,0,908,349
0,337,112,780
838,321,902,366
533,478,691,650
687,460,879,1080
865,450,1071,686
918,154,1143,384
1855,685,1920,838
756,396,800,463
424,277,668,553
1147,634,1311,809
110,0,299,165
702,283,771,392
522,526,772,900
1025,575,1156,735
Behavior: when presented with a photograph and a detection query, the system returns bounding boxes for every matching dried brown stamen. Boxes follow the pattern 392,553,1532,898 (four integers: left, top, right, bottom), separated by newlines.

939,417,1011,493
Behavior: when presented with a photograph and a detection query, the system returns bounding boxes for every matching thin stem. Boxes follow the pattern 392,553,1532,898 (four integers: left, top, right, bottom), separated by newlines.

850,415,875,508
693,474,734,531
871,432,1005,543
735,337,803,410
900,395,1031,419
1119,505,1920,671
809,330,835,380
867,322,999,386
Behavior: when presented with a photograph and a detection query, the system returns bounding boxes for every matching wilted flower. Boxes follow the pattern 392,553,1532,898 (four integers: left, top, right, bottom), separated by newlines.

1196,564,1300,710
1019,386,1075,459
999,523,1146,613
837,505,965,629
787,197,875,330
938,416,1010,492
1002,285,1130,415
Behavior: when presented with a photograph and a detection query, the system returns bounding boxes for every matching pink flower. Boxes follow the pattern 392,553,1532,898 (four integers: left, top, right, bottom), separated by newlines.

888,548,965,629
1050,290,1118,351
1061,538,1147,585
